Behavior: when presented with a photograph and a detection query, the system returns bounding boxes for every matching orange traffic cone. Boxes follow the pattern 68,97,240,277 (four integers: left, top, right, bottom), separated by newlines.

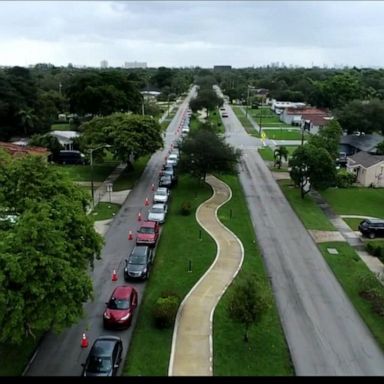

112,269,118,281
128,230,133,240
145,197,149,206
138,212,142,221
81,333,88,348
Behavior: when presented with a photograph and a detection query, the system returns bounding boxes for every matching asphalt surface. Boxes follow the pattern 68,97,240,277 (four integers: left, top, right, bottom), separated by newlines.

217,88,384,376
25,88,197,376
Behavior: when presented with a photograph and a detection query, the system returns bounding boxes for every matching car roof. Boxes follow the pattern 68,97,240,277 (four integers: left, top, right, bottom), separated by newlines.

91,337,121,355
130,245,149,257
151,203,165,208
155,187,168,193
111,285,134,299
140,220,157,228
365,219,384,224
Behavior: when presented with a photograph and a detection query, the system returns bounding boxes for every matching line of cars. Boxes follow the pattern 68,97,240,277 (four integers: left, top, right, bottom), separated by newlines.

81,113,185,377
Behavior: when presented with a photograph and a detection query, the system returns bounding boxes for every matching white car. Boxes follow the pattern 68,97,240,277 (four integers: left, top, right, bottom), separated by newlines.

153,187,170,204
147,203,168,224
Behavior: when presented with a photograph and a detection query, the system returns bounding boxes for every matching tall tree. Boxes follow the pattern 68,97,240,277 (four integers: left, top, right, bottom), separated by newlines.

179,127,240,180
273,146,289,169
79,113,163,164
0,152,103,344
289,144,337,198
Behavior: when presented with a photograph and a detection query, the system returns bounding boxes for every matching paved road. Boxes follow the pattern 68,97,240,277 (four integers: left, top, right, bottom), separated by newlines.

25,87,197,376
219,89,384,375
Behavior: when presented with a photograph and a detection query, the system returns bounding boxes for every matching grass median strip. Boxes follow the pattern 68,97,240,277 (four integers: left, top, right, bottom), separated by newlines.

213,174,294,375
123,175,215,376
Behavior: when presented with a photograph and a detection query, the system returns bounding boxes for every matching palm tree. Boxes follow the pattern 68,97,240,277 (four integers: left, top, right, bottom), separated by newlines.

273,146,289,169
17,108,35,136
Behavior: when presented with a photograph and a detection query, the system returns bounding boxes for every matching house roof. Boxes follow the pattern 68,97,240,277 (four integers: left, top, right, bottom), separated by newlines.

340,133,384,152
0,141,50,157
348,151,384,169
304,115,329,126
50,130,80,140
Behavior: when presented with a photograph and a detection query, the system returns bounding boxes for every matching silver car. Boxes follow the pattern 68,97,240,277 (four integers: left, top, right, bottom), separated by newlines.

147,203,168,224
153,187,170,204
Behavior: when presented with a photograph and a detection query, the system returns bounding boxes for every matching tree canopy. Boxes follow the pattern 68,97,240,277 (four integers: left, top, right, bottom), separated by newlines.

178,126,240,180
0,152,103,344
79,112,163,164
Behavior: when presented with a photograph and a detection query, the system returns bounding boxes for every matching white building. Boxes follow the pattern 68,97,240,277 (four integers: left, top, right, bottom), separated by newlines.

49,131,80,150
124,61,147,69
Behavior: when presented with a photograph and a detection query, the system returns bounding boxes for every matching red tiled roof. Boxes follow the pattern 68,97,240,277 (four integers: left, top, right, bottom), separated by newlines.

0,142,50,157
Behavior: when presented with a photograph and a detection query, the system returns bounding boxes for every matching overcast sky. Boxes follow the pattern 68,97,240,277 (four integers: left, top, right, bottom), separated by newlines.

1,1,383,68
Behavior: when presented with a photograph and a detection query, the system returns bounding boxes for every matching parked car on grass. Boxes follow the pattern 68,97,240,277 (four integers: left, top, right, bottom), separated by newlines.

136,220,160,247
124,245,153,281
81,336,123,377
153,187,170,204
103,285,138,329
358,218,384,239
147,203,168,224
54,150,87,165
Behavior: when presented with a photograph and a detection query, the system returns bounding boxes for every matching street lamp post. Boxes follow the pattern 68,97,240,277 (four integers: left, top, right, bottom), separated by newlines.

89,144,112,207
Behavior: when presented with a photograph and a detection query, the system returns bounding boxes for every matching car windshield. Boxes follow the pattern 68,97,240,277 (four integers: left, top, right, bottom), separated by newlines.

138,227,154,234
129,255,146,265
150,207,164,214
108,298,130,310
87,356,112,373
156,190,167,196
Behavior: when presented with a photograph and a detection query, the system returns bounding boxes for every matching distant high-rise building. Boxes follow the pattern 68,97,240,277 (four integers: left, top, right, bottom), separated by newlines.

100,60,108,68
124,61,147,69
213,65,232,71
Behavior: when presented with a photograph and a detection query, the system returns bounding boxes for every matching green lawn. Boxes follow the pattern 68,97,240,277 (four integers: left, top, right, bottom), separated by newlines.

113,156,150,191
213,174,294,375
264,129,305,141
278,180,336,230
89,202,121,221
51,123,71,131
318,242,384,351
123,175,215,376
320,188,384,218
343,217,363,231
52,162,119,182
258,147,274,161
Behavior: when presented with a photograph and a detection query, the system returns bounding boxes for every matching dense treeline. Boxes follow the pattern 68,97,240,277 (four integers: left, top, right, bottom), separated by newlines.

2,64,384,140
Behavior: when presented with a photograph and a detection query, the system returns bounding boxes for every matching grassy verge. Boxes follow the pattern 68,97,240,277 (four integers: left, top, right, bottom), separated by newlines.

258,147,274,161
90,202,121,222
213,174,294,375
123,175,215,376
0,332,43,375
232,106,259,137
343,217,363,231
278,180,335,230
318,242,384,350
51,123,71,130
113,156,150,191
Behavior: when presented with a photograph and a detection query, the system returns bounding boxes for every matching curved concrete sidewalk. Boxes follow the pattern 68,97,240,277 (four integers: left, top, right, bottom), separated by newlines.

168,175,244,376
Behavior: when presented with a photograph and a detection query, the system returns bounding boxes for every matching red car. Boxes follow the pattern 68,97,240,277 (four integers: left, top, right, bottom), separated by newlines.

103,285,138,329
136,220,160,247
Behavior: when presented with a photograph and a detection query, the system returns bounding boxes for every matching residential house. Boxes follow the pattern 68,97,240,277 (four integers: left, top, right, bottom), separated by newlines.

271,100,306,115
339,133,384,156
49,130,80,150
347,151,384,187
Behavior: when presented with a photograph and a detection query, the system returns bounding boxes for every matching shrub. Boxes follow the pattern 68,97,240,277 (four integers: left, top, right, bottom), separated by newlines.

335,169,356,188
366,241,384,261
358,272,384,317
180,201,192,216
152,292,181,329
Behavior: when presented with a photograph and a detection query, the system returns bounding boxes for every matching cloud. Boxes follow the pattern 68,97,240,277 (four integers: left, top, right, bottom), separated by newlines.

0,1,383,67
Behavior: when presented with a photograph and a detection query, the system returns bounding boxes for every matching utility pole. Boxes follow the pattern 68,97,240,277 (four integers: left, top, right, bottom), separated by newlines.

245,86,250,118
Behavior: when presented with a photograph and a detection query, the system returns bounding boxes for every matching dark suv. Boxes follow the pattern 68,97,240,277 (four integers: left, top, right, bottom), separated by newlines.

124,246,153,280
358,219,384,239
81,336,123,377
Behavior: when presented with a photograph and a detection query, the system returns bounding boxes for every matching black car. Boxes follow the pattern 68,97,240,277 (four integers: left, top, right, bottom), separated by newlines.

124,245,153,280
81,336,123,377
54,150,87,165
159,175,173,189
358,219,384,239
